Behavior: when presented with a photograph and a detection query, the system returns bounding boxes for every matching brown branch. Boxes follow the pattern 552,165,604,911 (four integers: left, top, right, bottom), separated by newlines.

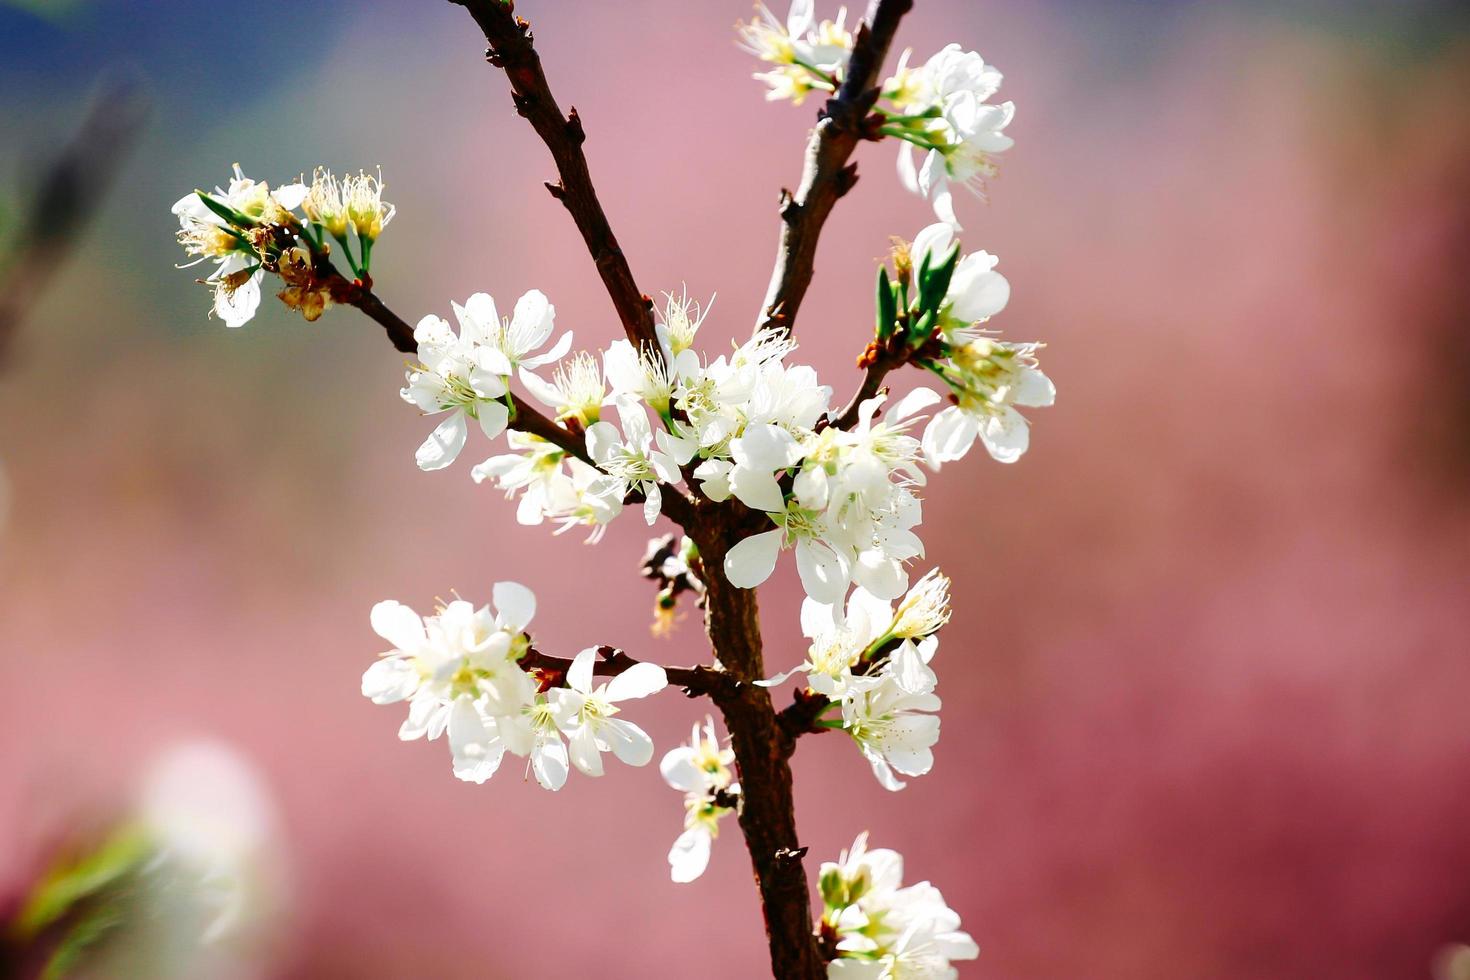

776,689,835,756
827,349,900,430
452,0,659,353
756,0,914,337
691,513,827,979
521,644,738,701
328,275,592,462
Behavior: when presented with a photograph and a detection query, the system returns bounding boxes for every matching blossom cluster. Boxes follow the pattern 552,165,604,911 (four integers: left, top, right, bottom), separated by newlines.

767,569,950,791
361,583,667,790
171,165,392,327
660,717,740,883
820,833,979,978
737,0,855,105
740,3,1015,226
401,222,1050,590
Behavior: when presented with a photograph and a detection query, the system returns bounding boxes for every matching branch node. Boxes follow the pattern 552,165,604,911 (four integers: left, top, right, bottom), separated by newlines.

544,180,567,201
565,106,586,146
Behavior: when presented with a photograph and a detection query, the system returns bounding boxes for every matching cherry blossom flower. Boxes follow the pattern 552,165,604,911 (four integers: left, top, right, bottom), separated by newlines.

400,312,510,471
821,832,979,977
660,717,739,883
547,648,668,777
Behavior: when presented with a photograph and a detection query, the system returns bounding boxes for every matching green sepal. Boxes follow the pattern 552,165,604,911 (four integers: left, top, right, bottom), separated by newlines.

917,242,961,318
908,309,938,348
875,266,897,340
195,190,256,229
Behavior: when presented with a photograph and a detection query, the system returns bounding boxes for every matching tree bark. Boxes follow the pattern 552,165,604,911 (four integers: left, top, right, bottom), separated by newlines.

694,515,826,980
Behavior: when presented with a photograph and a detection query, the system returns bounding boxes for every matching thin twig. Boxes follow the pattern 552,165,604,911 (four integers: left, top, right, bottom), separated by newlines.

827,350,900,430
756,0,914,337
522,644,739,701
451,0,660,354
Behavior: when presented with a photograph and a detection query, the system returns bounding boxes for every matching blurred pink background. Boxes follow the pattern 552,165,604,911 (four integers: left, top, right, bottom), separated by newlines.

2,0,1469,976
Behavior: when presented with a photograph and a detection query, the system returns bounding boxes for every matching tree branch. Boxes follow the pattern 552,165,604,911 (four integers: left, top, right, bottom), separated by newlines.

827,348,901,430
691,514,827,979
756,0,914,337
521,644,739,701
452,0,659,354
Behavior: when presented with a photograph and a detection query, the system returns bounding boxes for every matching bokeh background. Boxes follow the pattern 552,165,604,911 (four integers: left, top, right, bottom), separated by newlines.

2,0,1469,977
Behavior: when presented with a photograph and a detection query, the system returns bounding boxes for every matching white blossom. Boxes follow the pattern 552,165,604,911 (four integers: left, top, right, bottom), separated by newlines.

361,585,541,784
739,0,854,105
655,287,713,358
519,349,608,427
171,164,305,328
840,640,941,791
660,717,739,883
400,311,510,471
547,648,668,776
922,338,1054,466
586,397,695,525
821,832,979,977
908,222,1011,340
891,44,1016,226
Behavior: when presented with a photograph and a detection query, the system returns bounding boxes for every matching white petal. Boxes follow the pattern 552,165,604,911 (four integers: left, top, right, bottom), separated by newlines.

723,529,783,589
532,736,570,791
693,459,732,501
605,662,668,702
896,141,920,194
215,272,261,328
980,406,1030,463
669,827,712,884
585,420,621,465
271,182,308,210
493,581,537,632
477,401,509,440
568,724,604,777
601,718,654,767
1014,366,1056,408
511,289,555,350
854,551,906,601
795,539,848,604
731,423,798,471
459,292,499,345
922,406,978,466
910,222,954,272
889,385,942,422
730,467,787,514
521,330,571,368
799,596,840,639
950,262,1011,323
518,368,567,409
361,657,418,704
416,411,468,471
566,647,597,694
643,482,662,525
370,600,426,652
660,748,705,792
